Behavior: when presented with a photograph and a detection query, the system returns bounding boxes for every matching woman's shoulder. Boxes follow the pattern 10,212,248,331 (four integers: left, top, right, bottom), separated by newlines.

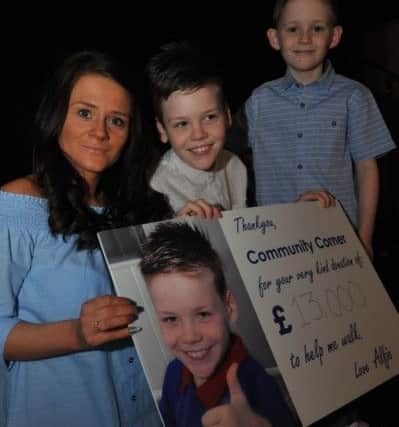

1,175,44,197
0,176,49,228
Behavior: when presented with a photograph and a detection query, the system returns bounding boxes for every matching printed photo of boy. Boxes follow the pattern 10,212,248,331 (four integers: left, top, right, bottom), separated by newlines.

140,222,297,427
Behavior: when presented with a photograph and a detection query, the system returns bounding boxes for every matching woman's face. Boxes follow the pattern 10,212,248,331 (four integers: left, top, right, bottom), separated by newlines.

59,74,131,189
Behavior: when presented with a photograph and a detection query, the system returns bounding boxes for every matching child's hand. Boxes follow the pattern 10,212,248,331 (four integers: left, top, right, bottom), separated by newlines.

297,190,336,208
176,199,223,219
201,363,272,427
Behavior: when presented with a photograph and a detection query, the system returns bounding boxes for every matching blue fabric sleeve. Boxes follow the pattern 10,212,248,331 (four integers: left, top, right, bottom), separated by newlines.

0,226,34,370
348,84,396,162
245,95,256,149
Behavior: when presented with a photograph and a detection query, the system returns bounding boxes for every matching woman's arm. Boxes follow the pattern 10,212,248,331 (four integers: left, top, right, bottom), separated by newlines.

4,295,138,361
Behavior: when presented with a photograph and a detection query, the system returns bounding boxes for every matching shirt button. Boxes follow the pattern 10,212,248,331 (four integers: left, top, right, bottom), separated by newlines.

128,357,134,363
131,395,137,401
300,102,305,109
297,132,303,138
297,164,303,169
331,120,337,127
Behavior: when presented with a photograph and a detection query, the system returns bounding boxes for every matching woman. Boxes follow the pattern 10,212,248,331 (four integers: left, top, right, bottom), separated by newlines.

0,50,171,426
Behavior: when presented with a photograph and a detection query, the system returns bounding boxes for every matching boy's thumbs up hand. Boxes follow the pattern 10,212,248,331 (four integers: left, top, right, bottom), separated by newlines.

201,363,272,427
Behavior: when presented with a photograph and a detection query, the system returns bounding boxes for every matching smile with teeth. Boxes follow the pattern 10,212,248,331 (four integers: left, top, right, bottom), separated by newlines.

183,347,211,360
188,144,213,154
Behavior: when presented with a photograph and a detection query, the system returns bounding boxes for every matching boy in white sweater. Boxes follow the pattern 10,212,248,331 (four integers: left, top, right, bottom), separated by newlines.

146,41,247,218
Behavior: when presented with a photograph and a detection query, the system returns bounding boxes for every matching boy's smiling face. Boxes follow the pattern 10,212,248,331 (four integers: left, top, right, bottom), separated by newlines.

147,267,237,387
156,84,231,171
267,0,342,85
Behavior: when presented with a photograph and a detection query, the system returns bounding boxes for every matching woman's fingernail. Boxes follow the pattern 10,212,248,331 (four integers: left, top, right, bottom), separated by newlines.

128,326,143,335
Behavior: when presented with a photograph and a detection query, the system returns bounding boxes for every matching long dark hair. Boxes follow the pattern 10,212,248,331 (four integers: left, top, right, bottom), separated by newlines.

33,50,172,250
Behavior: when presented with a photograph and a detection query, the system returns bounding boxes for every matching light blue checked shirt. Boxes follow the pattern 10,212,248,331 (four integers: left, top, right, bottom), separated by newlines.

245,61,396,227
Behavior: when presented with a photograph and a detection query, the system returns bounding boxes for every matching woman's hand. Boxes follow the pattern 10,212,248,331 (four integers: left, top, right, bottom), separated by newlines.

4,296,141,361
176,199,223,219
78,295,140,348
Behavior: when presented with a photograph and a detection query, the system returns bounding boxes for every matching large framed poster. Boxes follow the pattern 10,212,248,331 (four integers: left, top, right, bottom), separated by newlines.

98,202,399,426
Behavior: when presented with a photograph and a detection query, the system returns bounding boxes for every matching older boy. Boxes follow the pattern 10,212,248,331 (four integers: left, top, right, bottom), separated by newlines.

140,222,297,427
146,41,248,218
237,0,395,258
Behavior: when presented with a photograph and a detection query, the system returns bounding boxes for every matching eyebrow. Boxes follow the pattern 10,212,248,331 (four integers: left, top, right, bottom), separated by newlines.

283,19,329,25
166,107,222,123
157,309,177,315
71,100,130,118
195,304,213,310
166,116,188,123
157,304,214,314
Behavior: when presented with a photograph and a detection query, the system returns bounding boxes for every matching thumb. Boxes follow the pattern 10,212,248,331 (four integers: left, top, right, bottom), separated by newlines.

226,362,246,406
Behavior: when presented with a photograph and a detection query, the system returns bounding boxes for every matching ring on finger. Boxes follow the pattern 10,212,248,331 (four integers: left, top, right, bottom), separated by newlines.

92,320,101,331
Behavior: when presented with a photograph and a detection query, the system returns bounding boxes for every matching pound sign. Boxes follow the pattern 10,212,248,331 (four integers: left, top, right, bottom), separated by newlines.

273,305,293,335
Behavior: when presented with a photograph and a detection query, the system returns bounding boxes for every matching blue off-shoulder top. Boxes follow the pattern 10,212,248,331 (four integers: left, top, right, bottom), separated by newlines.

0,191,160,427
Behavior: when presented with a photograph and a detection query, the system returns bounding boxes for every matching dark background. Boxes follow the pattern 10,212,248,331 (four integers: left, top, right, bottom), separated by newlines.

2,1,397,182
2,2,398,424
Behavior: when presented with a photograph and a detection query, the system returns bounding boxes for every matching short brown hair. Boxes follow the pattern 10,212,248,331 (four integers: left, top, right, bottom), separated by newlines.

272,0,339,27
140,222,227,299
145,41,226,124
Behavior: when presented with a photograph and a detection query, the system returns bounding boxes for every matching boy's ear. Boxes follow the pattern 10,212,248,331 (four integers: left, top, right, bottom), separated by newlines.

225,106,232,128
267,28,281,51
329,25,343,49
225,290,239,325
156,118,169,144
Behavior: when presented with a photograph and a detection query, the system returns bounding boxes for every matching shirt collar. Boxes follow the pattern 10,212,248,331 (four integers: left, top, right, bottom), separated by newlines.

279,60,335,92
168,149,216,180
179,334,248,409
